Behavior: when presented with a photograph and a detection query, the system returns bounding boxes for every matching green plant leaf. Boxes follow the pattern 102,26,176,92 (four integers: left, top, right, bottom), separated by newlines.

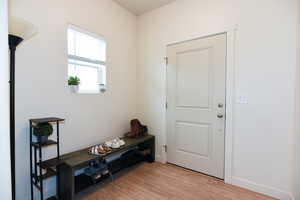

33,122,53,137
68,76,80,85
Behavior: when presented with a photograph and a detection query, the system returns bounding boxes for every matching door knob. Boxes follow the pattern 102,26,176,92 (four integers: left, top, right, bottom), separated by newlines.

217,114,224,118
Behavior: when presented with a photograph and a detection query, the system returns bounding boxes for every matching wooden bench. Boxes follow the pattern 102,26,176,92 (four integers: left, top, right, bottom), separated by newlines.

40,135,155,200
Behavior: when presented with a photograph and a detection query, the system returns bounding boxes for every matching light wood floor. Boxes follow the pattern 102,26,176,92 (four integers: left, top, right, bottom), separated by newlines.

76,162,276,200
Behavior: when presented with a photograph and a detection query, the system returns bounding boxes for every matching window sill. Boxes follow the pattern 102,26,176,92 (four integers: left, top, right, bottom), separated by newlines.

68,86,106,94
77,90,101,94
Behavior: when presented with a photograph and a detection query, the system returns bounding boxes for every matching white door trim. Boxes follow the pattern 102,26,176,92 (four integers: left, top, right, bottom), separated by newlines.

163,25,238,185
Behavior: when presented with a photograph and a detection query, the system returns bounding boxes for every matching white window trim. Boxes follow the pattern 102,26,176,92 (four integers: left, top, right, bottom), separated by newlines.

68,55,106,66
68,24,106,44
68,24,107,94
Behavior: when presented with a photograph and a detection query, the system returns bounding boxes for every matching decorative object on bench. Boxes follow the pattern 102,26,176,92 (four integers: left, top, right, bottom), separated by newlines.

125,119,148,138
33,122,54,143
68,76,80,93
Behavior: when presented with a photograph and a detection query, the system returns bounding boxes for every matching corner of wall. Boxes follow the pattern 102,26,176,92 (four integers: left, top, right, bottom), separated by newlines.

292,0,300,199
0,0,12,199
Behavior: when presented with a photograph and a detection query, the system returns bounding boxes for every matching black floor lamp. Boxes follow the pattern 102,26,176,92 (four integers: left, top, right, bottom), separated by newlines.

8,17,37,200
8,34,23,200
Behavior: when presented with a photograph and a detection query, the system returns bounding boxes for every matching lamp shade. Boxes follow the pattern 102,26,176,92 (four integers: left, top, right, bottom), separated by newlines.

9,17,37,41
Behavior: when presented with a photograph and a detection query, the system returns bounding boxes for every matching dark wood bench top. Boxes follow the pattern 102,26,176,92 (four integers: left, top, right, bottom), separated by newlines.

40,135,155,171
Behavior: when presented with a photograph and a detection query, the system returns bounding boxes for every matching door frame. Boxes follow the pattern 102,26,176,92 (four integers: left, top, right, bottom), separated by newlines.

163,26,238,184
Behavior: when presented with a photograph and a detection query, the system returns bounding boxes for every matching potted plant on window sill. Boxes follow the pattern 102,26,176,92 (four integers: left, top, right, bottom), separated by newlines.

68,76,80,93
33,122,53,143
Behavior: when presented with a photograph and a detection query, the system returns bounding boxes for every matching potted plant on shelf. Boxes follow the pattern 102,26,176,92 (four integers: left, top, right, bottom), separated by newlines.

68,76,80,93
33,122,53,143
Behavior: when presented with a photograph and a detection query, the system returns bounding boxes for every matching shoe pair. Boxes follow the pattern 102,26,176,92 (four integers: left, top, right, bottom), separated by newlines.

105,138,125,149
89,144,112,155
125,119,148,138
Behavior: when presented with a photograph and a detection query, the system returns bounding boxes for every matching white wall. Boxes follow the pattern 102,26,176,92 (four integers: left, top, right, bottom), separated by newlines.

8,0,300,199
9,0,137,199
293,1,300,199
137,0,297,199
0,0,12,199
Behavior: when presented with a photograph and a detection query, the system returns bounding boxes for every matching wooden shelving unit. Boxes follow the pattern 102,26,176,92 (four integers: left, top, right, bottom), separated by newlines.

29,117,64,200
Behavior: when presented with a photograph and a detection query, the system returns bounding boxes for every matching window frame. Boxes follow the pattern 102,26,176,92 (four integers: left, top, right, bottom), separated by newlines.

67,24,107,94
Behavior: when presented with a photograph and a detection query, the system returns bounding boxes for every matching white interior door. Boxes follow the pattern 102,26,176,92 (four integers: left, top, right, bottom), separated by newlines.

166,33,226,179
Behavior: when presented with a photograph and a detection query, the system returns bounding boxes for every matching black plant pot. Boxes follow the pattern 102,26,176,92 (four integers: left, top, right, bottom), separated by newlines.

36,136,49,144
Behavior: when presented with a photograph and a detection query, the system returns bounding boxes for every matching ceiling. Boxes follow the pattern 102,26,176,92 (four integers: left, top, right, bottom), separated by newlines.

114,0,176,15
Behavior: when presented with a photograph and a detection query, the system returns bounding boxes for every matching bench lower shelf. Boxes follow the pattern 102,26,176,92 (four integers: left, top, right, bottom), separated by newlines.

75,150,148,193
57,135,155,200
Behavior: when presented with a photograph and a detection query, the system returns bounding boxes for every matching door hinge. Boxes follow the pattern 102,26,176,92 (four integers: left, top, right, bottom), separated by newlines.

163,145,167,153
165,57,168,65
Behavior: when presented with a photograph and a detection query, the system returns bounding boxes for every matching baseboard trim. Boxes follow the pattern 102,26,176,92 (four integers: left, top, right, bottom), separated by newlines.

231,177,294,200
152,160,295,200
155,155,165,163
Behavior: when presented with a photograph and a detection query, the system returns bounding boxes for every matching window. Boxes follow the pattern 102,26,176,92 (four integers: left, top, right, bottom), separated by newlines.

68,25,106,93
